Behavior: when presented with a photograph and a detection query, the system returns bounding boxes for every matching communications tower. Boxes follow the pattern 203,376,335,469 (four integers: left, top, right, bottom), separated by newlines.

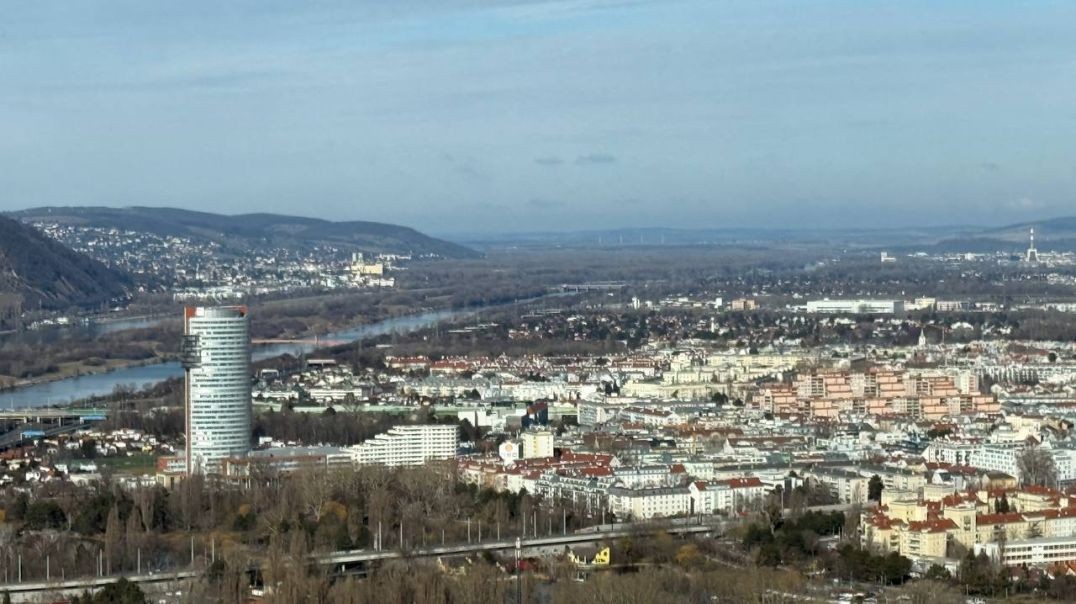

1026,228,1039,263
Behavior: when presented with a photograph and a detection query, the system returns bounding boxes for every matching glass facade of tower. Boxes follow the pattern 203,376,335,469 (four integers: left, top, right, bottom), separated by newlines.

184,306,251,474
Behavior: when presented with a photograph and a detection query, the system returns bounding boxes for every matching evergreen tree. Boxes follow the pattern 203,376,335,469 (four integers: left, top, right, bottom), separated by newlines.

868,475,884,502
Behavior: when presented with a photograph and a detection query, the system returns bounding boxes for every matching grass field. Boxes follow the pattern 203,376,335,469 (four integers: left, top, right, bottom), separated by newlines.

95,452,158,474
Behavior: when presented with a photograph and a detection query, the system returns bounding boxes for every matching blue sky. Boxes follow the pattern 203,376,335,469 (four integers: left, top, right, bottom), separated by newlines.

2,1,1075,234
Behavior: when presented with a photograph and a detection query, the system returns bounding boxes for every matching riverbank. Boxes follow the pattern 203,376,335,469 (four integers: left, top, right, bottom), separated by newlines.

0,306,425,394
0,292,569,409
0,356,173,392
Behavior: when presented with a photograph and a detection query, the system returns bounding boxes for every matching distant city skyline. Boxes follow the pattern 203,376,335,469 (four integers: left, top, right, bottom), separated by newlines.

3,1,1076,233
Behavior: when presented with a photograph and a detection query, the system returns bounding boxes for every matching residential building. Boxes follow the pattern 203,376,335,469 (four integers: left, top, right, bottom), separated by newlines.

806,468,870,504
522,429,554,459
689,477,766,515
349,424,459,466
222,446,352,479
607,486,691,520
756,368,999,419
862,486,1076,565
730,298,757,311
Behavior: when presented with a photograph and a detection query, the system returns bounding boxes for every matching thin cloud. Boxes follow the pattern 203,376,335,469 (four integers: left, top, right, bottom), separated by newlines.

1004,197,1045,211
534,156,564,166
575,153,617,165
441,153,488,180
528,198,564,208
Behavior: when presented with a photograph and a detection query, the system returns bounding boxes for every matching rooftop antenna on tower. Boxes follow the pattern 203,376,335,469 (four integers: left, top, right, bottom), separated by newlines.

1026,228,1039,263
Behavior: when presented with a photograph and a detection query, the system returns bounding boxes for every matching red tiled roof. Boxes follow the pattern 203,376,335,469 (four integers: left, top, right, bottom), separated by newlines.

907,518,958,533
1022,485,1061,497
865,514,903,530
940,493,978,507
976,512,1024,526
723,477,764,489
560,451,613,465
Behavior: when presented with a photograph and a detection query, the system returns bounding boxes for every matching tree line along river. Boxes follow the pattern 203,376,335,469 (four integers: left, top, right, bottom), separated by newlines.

0,307,480,410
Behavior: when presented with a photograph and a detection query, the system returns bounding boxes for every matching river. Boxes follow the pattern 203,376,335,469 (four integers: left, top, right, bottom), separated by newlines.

0,306,492,409
0,315,171,347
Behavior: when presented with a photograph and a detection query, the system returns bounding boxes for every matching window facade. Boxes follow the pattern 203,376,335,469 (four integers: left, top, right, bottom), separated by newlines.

185,306,252,474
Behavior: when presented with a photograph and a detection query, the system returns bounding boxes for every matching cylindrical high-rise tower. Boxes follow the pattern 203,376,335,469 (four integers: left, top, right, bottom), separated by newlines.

183,306,252,474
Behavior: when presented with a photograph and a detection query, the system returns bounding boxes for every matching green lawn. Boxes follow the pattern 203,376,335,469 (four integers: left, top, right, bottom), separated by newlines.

94,452,158,474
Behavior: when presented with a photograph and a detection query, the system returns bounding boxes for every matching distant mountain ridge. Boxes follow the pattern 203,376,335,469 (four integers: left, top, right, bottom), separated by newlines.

912,216,1076,253
981,216,1076,241
0,214,131,313
453,224,981,248
12,206,480,259
454,216,1076,252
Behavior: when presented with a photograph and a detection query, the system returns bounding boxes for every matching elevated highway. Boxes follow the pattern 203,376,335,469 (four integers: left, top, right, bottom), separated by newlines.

0,409,106,451
0,408,108,423
0,520,728,600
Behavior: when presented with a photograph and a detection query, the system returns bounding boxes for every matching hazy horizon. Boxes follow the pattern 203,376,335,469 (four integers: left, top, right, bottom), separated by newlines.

4,1,1076,233
10,204,1068,242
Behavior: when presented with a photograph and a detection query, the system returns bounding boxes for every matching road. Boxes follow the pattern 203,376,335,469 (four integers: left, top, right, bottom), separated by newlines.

0,520,728,601
0,409,109,421
321,522,723,565
0,421,93,450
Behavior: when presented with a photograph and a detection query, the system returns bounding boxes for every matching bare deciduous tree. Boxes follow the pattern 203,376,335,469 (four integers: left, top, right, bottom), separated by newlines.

1017,446,1058,488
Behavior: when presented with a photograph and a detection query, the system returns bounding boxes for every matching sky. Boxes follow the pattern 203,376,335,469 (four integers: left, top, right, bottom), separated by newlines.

2,0,1076,235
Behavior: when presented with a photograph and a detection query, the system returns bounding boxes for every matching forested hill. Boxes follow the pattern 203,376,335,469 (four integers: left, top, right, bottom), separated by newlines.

983,216,1076,242
13,206,479,259
917,216,1076,253
0,215,131,311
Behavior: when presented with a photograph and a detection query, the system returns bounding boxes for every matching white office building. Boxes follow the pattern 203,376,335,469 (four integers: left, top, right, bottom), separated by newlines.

805,299,905,315
980,535,1076,567
971,443,1076,487
349,424,459,466
183,306,253,474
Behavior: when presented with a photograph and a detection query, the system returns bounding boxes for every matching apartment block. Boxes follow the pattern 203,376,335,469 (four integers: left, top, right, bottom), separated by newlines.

756,369,999,419
607,486,691,520
521,429,554,459
349,424,458,466
862,486,1076,566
